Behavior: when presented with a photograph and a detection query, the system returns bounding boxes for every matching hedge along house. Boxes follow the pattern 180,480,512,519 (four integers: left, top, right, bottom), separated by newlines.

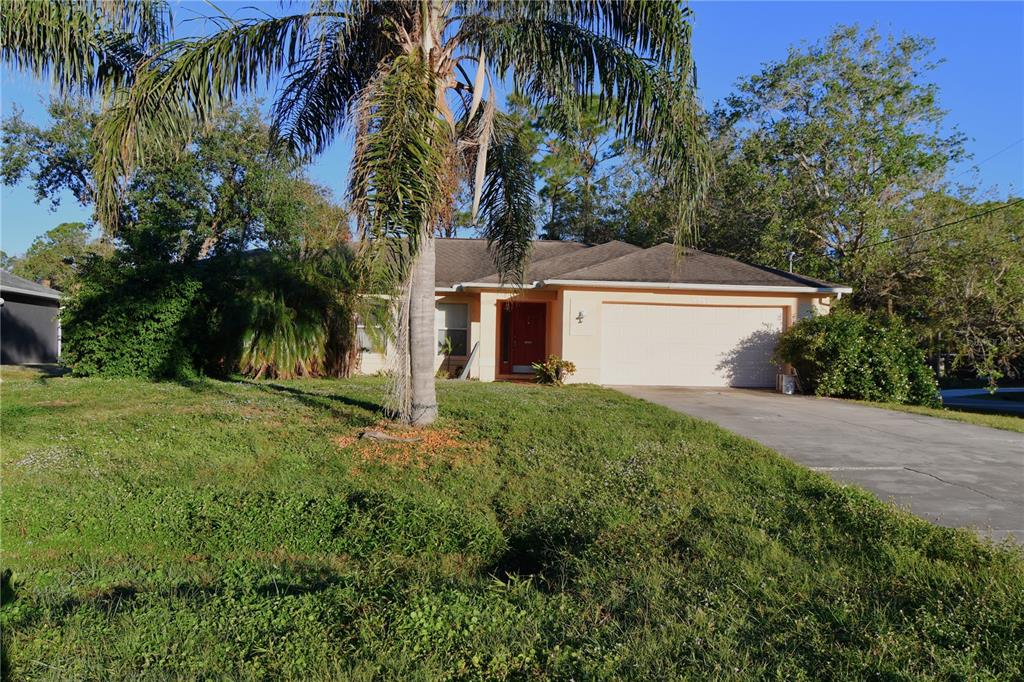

1,270,62,365
357,239,852,387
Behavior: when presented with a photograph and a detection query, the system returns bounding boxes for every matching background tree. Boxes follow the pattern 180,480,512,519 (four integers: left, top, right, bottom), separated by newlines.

697,24,1024,385
8,1,710,425
8,221,110,290
120,104,347,262
1,96,355,380
1,96,95,208
2,97,347,263
879,195,1024,384
704,25,966,292
527,95,624,243
602,147,686,247
514,93,698,248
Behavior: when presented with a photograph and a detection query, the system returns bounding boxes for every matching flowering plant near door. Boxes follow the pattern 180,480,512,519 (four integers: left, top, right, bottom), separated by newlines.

533,356,577,386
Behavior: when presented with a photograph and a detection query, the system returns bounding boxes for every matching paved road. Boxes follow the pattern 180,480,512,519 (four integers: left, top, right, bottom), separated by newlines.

614,386,1024,542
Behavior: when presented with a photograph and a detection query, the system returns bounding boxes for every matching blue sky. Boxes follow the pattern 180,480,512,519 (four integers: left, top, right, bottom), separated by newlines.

2,1,1022,256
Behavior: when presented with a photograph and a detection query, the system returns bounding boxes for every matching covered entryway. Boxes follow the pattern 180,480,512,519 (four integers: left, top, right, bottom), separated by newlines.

600,303,784,387
499,301,547,375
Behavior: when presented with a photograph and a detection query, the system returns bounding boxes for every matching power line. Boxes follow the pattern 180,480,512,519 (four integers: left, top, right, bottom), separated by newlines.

951,137,1024,181
900,233,1022,260
861,199,1024,251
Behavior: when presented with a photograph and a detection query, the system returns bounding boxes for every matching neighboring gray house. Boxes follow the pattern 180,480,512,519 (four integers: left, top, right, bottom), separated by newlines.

1,270,62,364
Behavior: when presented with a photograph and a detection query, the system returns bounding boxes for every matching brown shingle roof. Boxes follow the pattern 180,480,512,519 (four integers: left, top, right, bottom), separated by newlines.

474,240,642,283
434,239,847,290
549,243,842,288
435,238,584,287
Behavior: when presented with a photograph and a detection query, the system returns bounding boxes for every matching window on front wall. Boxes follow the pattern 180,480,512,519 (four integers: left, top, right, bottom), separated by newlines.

436,302,468,356
356,320,386,354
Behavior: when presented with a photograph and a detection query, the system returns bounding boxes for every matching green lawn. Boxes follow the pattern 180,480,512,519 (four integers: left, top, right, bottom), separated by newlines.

2,370,1022,680
854,399,1024,433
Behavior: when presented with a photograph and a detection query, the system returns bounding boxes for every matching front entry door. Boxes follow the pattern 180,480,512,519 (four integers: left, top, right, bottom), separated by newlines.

501,302,547,374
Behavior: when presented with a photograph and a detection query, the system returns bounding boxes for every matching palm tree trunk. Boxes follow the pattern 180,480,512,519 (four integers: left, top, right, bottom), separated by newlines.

408,235,438,426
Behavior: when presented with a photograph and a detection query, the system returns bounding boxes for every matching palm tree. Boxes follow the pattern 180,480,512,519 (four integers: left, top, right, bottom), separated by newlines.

2,0,710,426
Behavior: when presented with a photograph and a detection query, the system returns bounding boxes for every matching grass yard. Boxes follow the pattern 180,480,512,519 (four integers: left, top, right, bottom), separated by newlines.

2,370,1022,680
854,399,1024,434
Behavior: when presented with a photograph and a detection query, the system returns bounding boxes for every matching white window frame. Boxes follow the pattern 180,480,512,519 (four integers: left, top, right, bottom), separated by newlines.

356,320,386,354
436,302,469,357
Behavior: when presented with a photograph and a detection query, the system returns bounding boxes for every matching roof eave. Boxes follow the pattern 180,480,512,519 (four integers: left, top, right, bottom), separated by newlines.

538,279,853,295
0,285,62,301
452,281,544,291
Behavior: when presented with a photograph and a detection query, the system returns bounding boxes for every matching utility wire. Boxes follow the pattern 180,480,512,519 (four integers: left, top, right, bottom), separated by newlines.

900,233,1022,260
951,137,1024,181
860,198,1023,251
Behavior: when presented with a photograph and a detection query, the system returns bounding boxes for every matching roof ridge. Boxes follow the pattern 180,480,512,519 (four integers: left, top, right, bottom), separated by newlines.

542,242,850,290
518,240,639,281
469,240,642,284
1,269,62,297
545,243,654,281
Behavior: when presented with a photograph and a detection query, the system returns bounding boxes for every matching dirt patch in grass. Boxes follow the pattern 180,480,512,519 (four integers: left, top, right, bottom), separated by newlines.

334,422,487,470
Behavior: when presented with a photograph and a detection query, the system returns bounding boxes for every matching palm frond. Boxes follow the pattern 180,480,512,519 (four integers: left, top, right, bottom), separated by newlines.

239,292,327,380
226,247,356,380
461,5,711,248
490,1,695,69
92,13,326,230
0,0,167,97
464,16,660,144
272,3,407,156
349,51,451,292
99,0,172,48
478,110,536,284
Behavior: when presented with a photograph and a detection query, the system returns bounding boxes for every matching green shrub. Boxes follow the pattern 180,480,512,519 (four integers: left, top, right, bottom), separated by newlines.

61,258,203,380
532,355,577,386
775,307,940,406
208,250,357,379
60,250,358,380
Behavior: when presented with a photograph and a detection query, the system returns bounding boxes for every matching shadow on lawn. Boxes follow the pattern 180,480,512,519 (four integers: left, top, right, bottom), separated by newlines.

177,376,384,423
256,381,384,416
486,521,597,593
41,567,354,624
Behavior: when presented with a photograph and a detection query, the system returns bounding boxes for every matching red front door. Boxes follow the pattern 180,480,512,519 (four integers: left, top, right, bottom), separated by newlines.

500,302,547,374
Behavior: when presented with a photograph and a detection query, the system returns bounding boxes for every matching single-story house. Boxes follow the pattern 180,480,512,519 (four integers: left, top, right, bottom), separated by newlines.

1,270,62,364
358,239,851,387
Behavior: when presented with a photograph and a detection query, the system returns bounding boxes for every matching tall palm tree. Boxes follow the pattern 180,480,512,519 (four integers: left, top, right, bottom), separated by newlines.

2,0,710,426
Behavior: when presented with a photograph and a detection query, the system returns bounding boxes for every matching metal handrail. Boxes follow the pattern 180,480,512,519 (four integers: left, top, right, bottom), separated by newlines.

457,341,480,380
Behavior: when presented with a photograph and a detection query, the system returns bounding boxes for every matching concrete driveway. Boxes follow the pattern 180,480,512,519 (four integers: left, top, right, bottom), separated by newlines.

615,387,1024,542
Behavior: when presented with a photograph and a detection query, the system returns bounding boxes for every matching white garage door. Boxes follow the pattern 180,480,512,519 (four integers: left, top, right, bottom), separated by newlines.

601,303,784,387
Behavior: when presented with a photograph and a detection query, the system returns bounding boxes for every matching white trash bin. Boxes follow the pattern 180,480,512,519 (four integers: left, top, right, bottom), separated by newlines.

776,373,797,395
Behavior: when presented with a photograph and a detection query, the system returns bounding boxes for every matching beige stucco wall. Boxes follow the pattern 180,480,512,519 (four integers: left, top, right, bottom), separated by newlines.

356,292,483,378
356,287,839,383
